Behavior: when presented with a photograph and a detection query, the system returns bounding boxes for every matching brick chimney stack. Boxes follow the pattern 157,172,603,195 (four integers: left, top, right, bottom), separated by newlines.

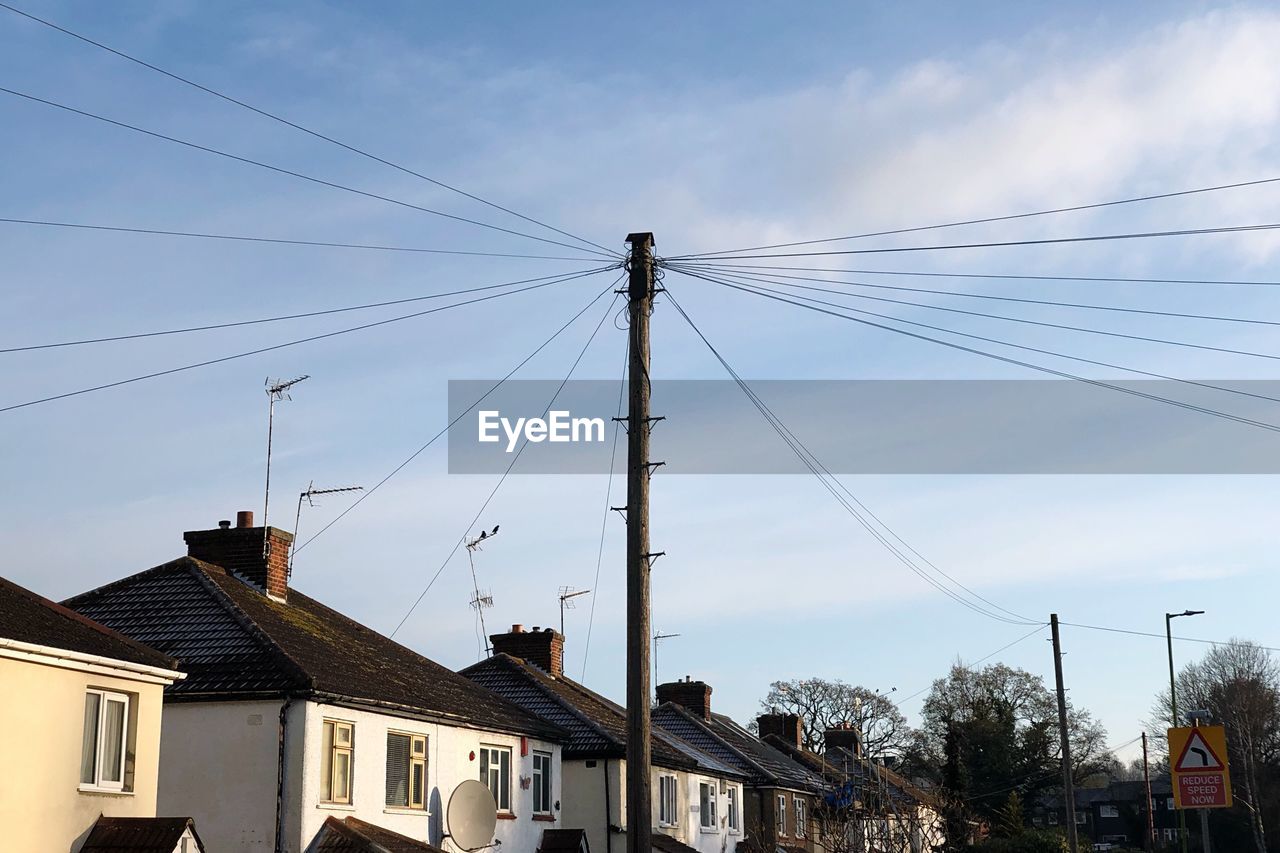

757,712,803,748
490,624,565,676
184,510,293,602
656,677,713,719
824,723,863,757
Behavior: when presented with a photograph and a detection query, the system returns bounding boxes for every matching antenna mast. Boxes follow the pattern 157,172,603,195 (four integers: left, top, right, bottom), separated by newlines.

290,482,363,576
653,630,680,686
263,375,309,557
466,525,500,657
558,586,592,636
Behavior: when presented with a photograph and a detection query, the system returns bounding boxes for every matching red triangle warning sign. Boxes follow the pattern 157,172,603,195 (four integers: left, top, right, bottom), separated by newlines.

1175,730,1226,772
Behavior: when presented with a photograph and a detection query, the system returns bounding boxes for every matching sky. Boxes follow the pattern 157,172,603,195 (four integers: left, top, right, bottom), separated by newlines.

4,0,1280,766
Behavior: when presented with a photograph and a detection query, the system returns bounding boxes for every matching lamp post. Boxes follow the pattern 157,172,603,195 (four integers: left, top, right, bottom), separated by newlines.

1167,609,1204,853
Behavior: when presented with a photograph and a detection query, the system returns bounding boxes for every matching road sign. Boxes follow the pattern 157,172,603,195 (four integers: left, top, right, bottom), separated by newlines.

1168,725,1233,809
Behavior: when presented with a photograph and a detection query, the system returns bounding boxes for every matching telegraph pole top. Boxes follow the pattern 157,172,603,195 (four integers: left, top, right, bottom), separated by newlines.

625,232,655,246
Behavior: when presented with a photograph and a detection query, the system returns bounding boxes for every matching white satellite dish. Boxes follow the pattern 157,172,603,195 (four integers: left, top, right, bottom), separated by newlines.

447,779,498,851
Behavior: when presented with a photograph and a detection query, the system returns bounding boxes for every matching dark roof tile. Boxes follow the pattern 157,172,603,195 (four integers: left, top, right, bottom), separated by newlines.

309,816,445,852
0,574,176,671
79,817,204,853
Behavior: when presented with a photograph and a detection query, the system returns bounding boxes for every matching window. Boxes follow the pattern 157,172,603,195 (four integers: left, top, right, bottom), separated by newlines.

1099,805,1119,818
699,782,717,829
1167,797,1176,810
1048,812,1058,825
81,690,129,791
479,745,512,812
386,732,427,809
1075,811,1087,825
776,793,787,836
322,720,354,804
659,774,679,826
795,797,807,838
727,786,739,832
533,751,553,815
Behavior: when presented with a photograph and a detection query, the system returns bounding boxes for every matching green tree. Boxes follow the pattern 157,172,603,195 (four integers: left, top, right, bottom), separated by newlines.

994,792,1026,839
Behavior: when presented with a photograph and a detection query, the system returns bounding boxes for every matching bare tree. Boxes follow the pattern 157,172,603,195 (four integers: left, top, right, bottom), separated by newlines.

761,678,911,756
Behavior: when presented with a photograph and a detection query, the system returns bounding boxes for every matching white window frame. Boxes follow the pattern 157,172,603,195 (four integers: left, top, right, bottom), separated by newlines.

795,796,807,838
532,751,553,815
80,689,130,792
659,774,679,827
1099,805,1119,819
480,745,512,813
385,731,427,810
699,781,718,830
776,793,787,836
321,719,355,804
727,785,740,833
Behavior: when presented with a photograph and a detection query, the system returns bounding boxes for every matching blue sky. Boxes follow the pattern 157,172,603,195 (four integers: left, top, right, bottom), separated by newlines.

4,1,1280,764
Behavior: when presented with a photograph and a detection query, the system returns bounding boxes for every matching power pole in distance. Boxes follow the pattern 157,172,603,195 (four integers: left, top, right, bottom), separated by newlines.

1142,732,1155,852
1051,614,1080,853
625,232,656,853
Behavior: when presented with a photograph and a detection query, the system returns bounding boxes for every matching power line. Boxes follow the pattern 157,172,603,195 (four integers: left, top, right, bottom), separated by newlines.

668,267,1280,434
662,286,1036,627
681,264,1280,327
1060,621,1280,654
673,175,1280,258
0,217,605,262
0,85,617,259
662,221,1280,262
581,344,628,681
0,1,616,259
295,277,623,554
2,266,619,353
667,264,1280,409
388,284,623,639
666,264,1280,389
1,266,611,414
891,623,1049,709
674,262,1280,289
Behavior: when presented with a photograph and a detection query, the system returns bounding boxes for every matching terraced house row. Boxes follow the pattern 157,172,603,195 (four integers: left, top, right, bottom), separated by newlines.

1,510,939,853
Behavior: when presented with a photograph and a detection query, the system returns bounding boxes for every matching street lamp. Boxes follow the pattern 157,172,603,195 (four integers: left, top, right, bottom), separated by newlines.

1167,610,1204,853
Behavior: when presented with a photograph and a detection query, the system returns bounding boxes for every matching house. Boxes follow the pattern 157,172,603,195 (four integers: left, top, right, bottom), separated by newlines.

0,574,186,853
765,723,945,853
79,816,207,853
1030,779,1184,849
462,625,752,853
651,681,827,853
65,511,571,853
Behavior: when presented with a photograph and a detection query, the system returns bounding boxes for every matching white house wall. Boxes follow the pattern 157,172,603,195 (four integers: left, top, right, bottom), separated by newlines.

156,699,284,853
562,759,623,853
598,760,741,853
295,699,562,853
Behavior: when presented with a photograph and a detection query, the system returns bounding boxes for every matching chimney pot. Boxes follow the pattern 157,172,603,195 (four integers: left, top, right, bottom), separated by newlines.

236,510,254,529
218,519,231,530
512,624,524,633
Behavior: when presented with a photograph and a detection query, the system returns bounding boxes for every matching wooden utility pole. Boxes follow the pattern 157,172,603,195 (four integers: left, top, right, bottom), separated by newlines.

1143,732,1156,852
1050,614,1080,853
625,232,656,853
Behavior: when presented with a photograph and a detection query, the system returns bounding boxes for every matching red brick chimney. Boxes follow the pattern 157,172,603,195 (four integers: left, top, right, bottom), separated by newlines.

656,677,713,719
184,510,293,602
490,624,564,676
758,712,803,748
824,723,863,757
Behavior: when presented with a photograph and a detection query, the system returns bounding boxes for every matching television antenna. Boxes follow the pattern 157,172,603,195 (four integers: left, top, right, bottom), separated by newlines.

558,586,591,636
289,482,363,577
467,526,500,657
653,630,681,685
262,374,309,557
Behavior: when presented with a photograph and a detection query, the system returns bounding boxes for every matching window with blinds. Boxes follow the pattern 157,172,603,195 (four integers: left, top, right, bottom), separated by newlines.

386,732,428,809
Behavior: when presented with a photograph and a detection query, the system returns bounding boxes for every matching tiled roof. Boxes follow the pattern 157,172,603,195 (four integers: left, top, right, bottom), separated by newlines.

308,816,445,852
79,817,204,852
651,833,701,853
0,574,176,671
539,828,590,853
462,654,746,778
765,737,937,809
66,557,563,739
651,705,824,792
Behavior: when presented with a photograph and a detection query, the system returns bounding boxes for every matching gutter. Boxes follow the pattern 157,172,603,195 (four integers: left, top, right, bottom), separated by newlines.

275,695,294,853
0,637,185,683
309,691,567,743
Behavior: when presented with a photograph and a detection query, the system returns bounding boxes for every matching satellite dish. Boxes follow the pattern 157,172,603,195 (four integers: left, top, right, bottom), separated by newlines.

447,779,498,851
